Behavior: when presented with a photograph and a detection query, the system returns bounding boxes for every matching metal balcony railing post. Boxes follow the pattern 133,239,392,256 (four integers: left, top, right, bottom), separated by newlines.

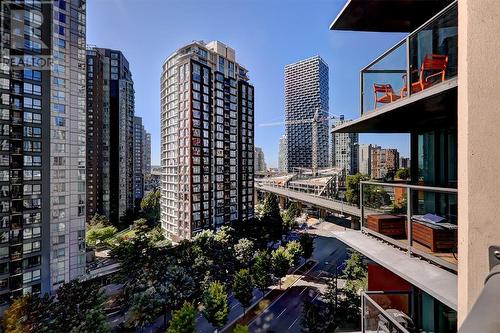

360,70,364,116
407,187,412,256
360,182,364,231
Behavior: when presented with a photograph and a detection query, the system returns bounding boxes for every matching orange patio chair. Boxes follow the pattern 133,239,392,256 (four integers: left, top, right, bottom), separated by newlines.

373,83,400,109
411,54,448,93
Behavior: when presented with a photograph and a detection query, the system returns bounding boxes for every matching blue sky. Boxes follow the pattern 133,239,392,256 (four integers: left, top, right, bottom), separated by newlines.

87,0,410,167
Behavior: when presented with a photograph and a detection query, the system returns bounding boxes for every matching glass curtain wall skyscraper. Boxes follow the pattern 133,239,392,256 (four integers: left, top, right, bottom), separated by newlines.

284,56,329,172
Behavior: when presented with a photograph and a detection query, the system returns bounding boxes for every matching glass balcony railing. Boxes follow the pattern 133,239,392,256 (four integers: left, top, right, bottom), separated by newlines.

362,291,414,333
360,181,458,271
361,1,457,114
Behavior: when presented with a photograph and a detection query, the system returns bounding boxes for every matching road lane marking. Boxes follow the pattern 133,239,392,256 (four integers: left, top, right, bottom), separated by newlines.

288,316,300,330
299,287,307,295
247,262,318,328
276,308,287,319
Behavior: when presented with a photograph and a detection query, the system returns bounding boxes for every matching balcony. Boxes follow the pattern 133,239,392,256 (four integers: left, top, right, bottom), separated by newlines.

362,291,414,333
360,181,457,271
361,2,457,116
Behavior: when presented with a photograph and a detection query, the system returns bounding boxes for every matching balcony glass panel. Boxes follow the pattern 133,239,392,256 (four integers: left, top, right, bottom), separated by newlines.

360,3,457,114
362,41,407,114
408,3,458,94
361,181,458,270
362,292,413,333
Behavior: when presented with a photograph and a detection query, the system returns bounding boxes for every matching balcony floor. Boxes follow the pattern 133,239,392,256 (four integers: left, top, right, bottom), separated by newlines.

333,77,457,134
334,230,457,311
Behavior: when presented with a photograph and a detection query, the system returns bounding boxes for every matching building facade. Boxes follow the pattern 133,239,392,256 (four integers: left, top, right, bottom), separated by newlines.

254,147,266,172
330,115,358,175
278,134,287,173
330,1,466,329
0,0,87,302
86,47,135,224
160,41,254,241
399,156,410,169
358,144,372,176
133,116,144,206
284,56,329,172
371,147,399,179
143,130,151,175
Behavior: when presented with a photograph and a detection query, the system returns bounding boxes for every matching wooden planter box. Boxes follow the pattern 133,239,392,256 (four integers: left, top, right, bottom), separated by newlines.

412,221,456,252
367,214,406,238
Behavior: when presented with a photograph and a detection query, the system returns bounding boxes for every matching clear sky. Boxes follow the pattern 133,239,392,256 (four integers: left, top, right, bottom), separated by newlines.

87,0,410,167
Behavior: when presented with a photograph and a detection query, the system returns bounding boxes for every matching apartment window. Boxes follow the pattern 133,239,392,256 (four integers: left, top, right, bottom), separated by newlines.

23,97,41,110
22,269,40,283
23,83,42,95
23,69,41,81
53,248,65,259
24,112,42,124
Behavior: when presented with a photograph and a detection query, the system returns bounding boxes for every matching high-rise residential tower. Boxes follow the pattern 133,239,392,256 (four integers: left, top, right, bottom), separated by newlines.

278,134,288,173
358,144,372,176
371,147,399,180
160,41,254,241
284,56,329,172
86,47,135,224
254,147,266,172
330,115,358,175
143,130,151,175
0,0,87,302
133,116,144,206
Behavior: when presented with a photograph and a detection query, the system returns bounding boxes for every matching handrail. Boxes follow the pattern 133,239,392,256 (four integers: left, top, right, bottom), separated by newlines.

362,291,411,333
361,180,457,194
459,264,500,332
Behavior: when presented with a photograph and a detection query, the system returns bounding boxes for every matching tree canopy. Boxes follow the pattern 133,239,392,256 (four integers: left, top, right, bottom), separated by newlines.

202,281,229,329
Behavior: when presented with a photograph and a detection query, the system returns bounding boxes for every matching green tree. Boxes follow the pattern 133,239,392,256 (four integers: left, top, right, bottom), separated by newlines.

285,240,303,266
233,324,250,333
234,238,254,267
322,277,358,329
395,167,410,180
299,233,314,260
261,193,281,219
52,280,109,333
345,173,368,206
261,193,284,241
167,301,197,333
141,189,161,221
86,225,117,248
252,250,272,295
202,281,229,332
70,308,110,333
363,185,391,209
3,294,53,333
156,265,196,328
343,250,367,295
126,288,161,333
233,269,254,314
287,202,301,218
271,246,292,289
300,300,338,333
89,213,110,227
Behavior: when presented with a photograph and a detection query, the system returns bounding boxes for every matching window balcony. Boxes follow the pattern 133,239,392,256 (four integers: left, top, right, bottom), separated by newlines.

361,2,457,115
360,181,458,271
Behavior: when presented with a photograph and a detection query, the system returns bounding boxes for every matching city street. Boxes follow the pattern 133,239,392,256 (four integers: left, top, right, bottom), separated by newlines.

248,232,349,333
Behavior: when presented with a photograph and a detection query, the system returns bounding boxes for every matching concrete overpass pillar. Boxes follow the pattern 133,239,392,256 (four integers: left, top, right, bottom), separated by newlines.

279,196,286,210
